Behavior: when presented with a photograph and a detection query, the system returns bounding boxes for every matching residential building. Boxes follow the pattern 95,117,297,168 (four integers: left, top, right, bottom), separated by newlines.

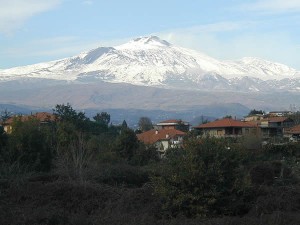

284,124,300,141
244,114,264,122
2,112,55,134
193,118,257,138
259,117,294,137
137,119,188,155
155,119,190,132
267,111,294,117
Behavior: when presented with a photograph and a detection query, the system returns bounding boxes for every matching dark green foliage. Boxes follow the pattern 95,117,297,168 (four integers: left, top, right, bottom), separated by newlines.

248,109,264,115
0,125,7,151
175,119,190,132
2,103,300,224
183,129,201,140
96,163,150,187
152,137,249,217
121,120,128,129
7,118,53,172
93,112,110,126
53,103,89,131
0,108,12,122
113,128,139,160
262,143,300,160
130,144,160,166
250,163,275,185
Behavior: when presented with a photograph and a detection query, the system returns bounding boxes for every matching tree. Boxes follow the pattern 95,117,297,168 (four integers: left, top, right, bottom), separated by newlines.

53,103,89,130
152,137,248,217
7,118,53,172
0,109,12,122
138,117,153,132
121,120,128,129
0,125,7,152
113,128,139,160
93,112,110,126
248,109,264,116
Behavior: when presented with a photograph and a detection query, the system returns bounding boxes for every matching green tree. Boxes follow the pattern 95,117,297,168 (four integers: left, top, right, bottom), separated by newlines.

7,118,53,172
248,109,264,116
93,112,110,126
121,120,128,129
0,109,12,122
53,103,89,130
138,117,153,132
0,125,7,152
152,137,248,217
113,128,139,160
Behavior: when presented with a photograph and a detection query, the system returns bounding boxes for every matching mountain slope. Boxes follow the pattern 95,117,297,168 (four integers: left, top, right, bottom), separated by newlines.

1,36,300,92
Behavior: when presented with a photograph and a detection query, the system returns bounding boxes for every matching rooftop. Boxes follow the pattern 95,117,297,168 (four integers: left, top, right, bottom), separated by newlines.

137,128,186,145
194,118,256,129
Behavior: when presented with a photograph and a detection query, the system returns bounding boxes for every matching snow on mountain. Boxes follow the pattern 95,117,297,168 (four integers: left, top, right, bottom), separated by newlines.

1,36,300,92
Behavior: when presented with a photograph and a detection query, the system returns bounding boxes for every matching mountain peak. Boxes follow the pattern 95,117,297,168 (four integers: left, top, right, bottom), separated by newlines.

132,36,171,46
116,36,171,50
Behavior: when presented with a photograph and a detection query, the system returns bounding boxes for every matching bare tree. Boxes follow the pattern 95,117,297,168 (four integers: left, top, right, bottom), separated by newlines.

138,117,153,132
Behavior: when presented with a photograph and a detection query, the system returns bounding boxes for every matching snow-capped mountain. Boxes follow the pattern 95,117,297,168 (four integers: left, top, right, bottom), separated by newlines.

1,36,300,92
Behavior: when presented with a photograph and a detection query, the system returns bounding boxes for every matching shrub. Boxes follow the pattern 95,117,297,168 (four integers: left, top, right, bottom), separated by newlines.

7,118,53,172
152,137,250,217
96,163,150,187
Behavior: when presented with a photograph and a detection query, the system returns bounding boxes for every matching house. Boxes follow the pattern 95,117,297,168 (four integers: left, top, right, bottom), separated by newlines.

2,112,55,134
244,114,264,122
137,119,189,155
193,118,257,138
154,119,190,132
258,117,294,137
137,128,186,154
267,111,294,117
284,124,300,141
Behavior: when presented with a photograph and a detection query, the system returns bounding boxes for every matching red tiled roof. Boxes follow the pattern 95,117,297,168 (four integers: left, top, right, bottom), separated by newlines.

261,117,290,123
194,118,256,129
137,129,186,145
285,124,300,134
3,112,55,125
34,112,56,122
159,119,182,124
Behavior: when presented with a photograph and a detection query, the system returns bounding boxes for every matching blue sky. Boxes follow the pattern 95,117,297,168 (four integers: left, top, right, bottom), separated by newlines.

1,0,300,69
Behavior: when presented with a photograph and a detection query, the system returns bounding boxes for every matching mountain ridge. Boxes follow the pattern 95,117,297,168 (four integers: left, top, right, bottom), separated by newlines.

1,36,300,92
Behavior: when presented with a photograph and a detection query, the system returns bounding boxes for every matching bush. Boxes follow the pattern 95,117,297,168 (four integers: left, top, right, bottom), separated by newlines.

6,119,53,172
152,137,250,218
96,163,150,187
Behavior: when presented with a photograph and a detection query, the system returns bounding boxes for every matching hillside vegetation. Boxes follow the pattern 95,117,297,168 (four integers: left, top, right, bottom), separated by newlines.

0,104,300,225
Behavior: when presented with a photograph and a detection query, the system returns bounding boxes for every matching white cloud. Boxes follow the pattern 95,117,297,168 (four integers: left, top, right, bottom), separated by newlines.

240,0,300,13
0,0,62,35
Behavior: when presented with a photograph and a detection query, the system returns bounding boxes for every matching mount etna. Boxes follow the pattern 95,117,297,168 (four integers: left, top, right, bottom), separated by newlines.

1,36,300,123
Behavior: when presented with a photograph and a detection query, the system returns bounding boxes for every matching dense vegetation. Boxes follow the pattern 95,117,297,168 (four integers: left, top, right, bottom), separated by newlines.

0,104,300,225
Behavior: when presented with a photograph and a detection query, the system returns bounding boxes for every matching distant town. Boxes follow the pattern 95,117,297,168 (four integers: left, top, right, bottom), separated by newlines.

2,108,300,156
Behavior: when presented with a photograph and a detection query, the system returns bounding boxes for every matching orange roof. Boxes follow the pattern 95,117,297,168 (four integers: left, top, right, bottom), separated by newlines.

195,118,256,129
285,124,300,134
261,117,290,123
159,119,183,124
137,129,186,145
3,112,55,125
34,112,56,122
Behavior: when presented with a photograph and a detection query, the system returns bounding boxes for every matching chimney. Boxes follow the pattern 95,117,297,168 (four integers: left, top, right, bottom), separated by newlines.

155,130,158,134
